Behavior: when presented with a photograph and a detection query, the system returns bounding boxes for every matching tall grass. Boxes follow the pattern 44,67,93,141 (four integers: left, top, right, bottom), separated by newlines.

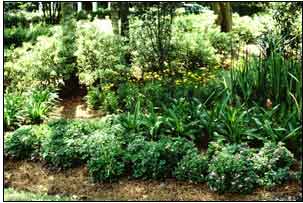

227,51,302,114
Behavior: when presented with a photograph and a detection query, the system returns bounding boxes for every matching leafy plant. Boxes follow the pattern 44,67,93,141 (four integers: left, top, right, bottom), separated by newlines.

76,26,128,87
161,98,207,142
87,132,125,182
40,119,97,168
207,144,258,194
85,86,104,110
119,100,144,135
4,90,25,130
174,150,208,183
127,136,195,179
4,125,44,159
252,142,295,188
140,103,164,140
214,104,257,144
25,88,58,124
102,91,119,113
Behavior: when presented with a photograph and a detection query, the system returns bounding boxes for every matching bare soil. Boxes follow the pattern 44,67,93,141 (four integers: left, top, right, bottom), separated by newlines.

4,160,302,201
49,96,104,120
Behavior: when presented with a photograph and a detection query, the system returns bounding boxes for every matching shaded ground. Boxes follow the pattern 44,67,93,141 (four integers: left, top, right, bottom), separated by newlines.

49,96,104,120
4,188,73,201
4,160,302,201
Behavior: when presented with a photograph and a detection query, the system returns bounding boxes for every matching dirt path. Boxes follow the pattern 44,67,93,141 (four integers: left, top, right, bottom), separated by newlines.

49,96,104,120
4,160,302,201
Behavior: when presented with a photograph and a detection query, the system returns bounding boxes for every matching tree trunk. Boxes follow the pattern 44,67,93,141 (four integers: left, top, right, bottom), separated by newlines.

111,2,120,35
213,2,232,32
120,2,129,38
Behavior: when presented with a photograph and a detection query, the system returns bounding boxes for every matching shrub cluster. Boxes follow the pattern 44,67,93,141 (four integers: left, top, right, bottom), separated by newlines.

4,116,296,193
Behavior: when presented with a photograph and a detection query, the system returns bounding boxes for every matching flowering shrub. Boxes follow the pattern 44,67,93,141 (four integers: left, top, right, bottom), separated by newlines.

207,144,258,194
253,142,295,188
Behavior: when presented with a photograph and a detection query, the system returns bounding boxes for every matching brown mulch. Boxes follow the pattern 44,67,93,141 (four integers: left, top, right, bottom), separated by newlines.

4,160,302,201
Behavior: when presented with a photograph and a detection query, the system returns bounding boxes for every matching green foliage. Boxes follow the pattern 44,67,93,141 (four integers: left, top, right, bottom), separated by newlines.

4,90,25,130
103,91,119,113
231,2,269,16
87,132,125,182
161,98,208,142
4,23,51,48
127,136,195,179
227,52,302,110
117,82,141,110
4,125,46,159
57,6,77,81
119,100,144,136
253,142,295,188
273,2,302,56
213,104,257,144
25,88,58,124
207,144,258,194
40,119,97,168
173,32,218,69
130,3,177,72
174,150,208,183
85,87,104,110
76,27,128,87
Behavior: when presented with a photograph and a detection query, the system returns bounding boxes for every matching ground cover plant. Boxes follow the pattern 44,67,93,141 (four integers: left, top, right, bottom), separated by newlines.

4,1,302,201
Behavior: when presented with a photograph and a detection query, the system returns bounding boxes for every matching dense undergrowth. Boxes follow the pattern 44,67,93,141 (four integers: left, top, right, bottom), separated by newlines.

4,2,302,195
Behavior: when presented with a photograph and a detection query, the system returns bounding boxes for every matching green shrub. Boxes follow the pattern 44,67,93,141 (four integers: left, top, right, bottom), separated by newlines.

103,91,119,113
253,142,295,188
40,119,97,168
87,132,125,182
76,26,128,87
25,88,58,124
127,136,196,179
85,86,104,109
4,23,51,48
4,13,28,28
4,125,46,159
173,32,218,69
117,82,141,110
4,90,25,130
207,144,258,194
174,150,208,183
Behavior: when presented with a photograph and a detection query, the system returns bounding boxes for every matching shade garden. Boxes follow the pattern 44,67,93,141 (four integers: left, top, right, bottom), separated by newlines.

3,2,302,201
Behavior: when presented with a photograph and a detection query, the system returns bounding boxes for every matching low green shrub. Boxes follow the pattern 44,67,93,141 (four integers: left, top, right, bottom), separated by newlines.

207,144,258,194
40,119,97,168
4,12,28,28
4,125,46,159
87,132,125,182
127,136,196,179
253,142,295,188
174,150,208,183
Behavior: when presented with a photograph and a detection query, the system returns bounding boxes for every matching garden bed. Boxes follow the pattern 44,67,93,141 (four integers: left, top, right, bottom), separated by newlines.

4,160,302,201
